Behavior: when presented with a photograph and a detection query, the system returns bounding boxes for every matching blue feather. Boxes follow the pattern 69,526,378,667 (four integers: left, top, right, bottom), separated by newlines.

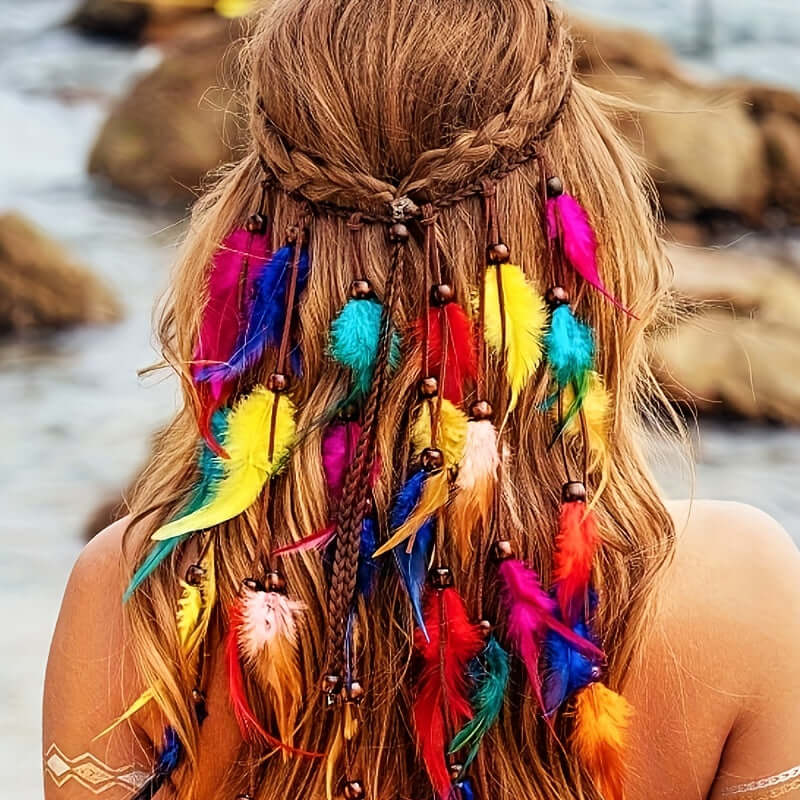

123,410,229,601
196,245,309,383
390,471,434,639
455,779,475,800
330,297,401,397
357,516,380,598
131,726,182,800
545,304,594,388
542,617,600,716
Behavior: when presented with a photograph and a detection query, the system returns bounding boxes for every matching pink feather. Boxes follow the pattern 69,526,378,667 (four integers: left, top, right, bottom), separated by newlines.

192,228,271,456
499,559,604,710
274,523,336,557
322,421,361,502
546,194,634,317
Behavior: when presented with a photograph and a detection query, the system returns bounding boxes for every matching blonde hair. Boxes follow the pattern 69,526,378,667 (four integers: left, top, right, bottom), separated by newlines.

124,1,677,797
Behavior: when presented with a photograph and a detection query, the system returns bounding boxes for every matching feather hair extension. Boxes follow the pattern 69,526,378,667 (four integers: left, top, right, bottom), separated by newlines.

191,228,270,456
196,245,310,385
415,304,477,404
411,399,468,467
322,420,362,503
556,371,610,479
483,264,547,413
448,635,509,768
331,296,401,398
130,726,182,800
554,499,599,628
152,387,296,541
394,515,434,637
572,682,633,800
546,192,634,316
413,588,483,798
542,617,600,716
498,559,603,710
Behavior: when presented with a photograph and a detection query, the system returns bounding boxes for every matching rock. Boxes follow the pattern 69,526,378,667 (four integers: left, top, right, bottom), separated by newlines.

88,17,244,206
69,0,151,41
0,212,121,333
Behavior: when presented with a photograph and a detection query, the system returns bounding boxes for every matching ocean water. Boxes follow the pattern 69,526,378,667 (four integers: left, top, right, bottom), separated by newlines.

0,2,797,798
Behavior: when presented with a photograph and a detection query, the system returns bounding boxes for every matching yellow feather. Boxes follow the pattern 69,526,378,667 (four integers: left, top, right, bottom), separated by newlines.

214,0,257,17
152,387,296,540
372,469,449,557
325,722,344,800
176,580,202,650
410,399,468,467
572,682,633,800
93,688,155,740
483,264,547,413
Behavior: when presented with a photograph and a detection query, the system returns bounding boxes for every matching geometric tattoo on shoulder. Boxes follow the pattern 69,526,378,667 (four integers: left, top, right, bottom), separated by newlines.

44,743,149,794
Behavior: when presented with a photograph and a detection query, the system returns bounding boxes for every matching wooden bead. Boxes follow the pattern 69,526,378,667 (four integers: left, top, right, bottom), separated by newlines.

478,619,493,640
267,372,288,393
242,577,265,593
185,563,206,586
192,688,208,724
430,283,455,306
264,571,287,593
546,176,564,198
246,212,267,234
236,794,254,800
545,286,570,309
470,400,493,421
350,279,373,299
343,681,365,704
419,376,439,398
322,674,341,694
389,222,409,242
344,780,365,800
562,481,587,504
430,566,453,589
285,224,300,244
421,447,444,472
492,540,514,561
449,763,464,782
339,402,360,422
488,242,510,264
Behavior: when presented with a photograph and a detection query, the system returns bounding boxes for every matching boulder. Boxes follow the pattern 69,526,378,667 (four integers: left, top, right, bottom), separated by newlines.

69,0,151,41
88,17,245,206
0,212,121,334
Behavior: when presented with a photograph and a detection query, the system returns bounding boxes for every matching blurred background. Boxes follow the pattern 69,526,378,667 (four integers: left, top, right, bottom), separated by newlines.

2,0,799,796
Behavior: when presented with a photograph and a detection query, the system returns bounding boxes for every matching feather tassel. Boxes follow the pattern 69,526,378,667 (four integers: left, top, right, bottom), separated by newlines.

572,682,633,800
542,616,600,716
554,500,599,628
415,304,477,404
483,264,547,413
546,192,633,316
448,635,509,768
413,588,483,798
130,726,182,800
410,399,468,467
498,559,603,710
555,371,610,478
152,387,295,541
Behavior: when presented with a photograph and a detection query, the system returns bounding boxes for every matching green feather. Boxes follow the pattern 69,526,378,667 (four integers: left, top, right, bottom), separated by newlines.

449,636,509,767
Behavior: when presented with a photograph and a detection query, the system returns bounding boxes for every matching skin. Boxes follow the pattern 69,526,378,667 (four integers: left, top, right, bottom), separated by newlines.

43,500,800,799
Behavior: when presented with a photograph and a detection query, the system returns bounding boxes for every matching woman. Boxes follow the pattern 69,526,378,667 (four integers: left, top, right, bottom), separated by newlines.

43,1,800,799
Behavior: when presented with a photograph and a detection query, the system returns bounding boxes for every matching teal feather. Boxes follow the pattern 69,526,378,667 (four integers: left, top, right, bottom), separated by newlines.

123,409,229,601
330,297,401,397
448,635,509,768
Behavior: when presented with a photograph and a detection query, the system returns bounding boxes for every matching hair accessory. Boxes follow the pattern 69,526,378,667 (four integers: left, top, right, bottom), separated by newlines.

130,726,182,800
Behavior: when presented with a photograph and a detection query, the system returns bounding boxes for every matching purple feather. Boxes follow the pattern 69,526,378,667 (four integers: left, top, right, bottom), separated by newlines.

322,421,361,503
546,193,635,317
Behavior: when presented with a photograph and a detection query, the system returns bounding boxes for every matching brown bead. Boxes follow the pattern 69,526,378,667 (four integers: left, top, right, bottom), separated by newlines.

350,279,373,300
264,571,287,593
430,283,455,306
487,242,511,264
185,563,206,586
430,566,453,589
478,619,493,640
492,540,514,561
344,780,365,800
470,400,493,421
449,763,464,782
421,447,444,472
242,577,265,593
419,376,439,398
192,688,208,723
389,222,409,242
562,481,587,504
545,286,570,309
285,224,300,244
267,372,288,393
236,794,254,800
344,681,365,704
322,674,341,694
546,176,564,198
246,212,267,234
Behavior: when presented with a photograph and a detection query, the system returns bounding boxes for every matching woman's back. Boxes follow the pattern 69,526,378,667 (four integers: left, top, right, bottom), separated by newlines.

42,1,800,798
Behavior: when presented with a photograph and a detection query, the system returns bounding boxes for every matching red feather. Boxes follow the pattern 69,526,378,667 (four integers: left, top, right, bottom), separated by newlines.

273,523,337,557
225,601,323,759
413,588,483,798
415,305,477,404
554,500,599,627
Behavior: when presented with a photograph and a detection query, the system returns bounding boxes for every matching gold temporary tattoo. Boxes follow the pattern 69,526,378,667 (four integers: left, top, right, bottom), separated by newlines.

44,743,149,794
722,766,800,798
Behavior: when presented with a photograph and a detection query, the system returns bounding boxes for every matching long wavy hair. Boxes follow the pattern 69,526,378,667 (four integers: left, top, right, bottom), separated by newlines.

123,1,677,797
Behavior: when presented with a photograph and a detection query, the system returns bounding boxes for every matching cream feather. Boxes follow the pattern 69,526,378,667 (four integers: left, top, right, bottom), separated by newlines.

152,387,296,541
483,264,547,413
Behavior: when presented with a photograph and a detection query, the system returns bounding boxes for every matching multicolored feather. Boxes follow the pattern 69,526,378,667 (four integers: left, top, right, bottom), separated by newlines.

572,682,633,800
448,635,509,768
554,498,599,628
546,191,633,316
412,588,483,799
152,387,296,541
483,264,547,413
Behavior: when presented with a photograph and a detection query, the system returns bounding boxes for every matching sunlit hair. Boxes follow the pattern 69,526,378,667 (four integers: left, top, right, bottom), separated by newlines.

124,1,678,797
